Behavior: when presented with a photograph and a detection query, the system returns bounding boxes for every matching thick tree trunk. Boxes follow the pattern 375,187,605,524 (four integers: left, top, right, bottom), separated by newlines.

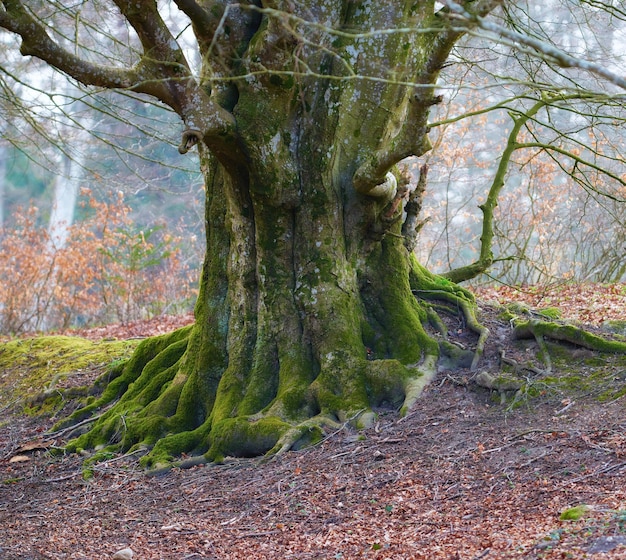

62,129,482,468
59,2,491,469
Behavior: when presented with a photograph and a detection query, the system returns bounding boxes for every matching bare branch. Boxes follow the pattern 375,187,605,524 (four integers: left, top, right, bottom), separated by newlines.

0,0,138,89
0,0,238,148
442,0,626,90
352,1,504,195
172,0,215,33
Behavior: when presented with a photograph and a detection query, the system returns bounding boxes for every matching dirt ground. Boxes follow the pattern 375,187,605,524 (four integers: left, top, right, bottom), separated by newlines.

1,298,626,560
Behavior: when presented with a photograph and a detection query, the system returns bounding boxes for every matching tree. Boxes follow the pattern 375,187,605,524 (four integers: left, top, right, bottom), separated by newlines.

415,1,626,285
1,0,624,469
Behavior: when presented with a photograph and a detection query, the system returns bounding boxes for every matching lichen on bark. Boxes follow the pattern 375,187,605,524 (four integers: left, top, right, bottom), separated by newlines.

39,1,511,469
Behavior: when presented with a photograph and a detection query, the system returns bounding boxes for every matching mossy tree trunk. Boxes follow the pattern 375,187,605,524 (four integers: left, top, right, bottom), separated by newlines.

0,0,500,468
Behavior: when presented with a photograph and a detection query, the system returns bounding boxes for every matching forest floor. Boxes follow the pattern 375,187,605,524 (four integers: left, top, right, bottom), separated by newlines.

1,283,626,560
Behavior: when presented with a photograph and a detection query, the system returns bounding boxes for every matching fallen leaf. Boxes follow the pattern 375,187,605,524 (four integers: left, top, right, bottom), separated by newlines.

9,455,31,463
18,440,53,452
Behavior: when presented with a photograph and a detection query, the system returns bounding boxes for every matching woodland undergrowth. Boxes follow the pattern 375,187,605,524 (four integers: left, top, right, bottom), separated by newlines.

0,191,197,336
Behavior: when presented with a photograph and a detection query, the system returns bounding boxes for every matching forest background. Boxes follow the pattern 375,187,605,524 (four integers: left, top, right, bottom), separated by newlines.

0,1,625,337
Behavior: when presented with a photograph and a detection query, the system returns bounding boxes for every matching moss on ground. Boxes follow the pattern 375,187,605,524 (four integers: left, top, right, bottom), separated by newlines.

494,337,626,408
0,335,139,412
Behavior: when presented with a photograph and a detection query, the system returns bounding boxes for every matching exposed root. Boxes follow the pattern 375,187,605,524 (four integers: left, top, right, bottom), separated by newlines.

400,356,438,415
474,371,524,404
55,257,487,469
533,332,552,373
499,349,544,377
265,414,345,461
413,288,490,370
514,319,626,354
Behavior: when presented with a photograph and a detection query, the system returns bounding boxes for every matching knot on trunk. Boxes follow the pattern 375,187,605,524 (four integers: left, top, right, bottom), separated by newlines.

354,171,397,200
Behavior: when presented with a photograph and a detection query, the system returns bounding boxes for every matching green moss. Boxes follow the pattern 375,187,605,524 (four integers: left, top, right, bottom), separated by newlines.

365,236,439,364
0,335,138,410
506,302,531,315
238,355,278,416
207,416,291,460
268,349,318,420
498,308,517,322
476,371,523,392
60,327,197,457
364,359,409,408
537,307,562,320
438,340,474,369
515,320,626,354
140,421,210,470
560,505,589,521
2,477,22,484
57,326,192,428
599,385,626,401
511,349,626,406
311,352,370,417
81,446,119,479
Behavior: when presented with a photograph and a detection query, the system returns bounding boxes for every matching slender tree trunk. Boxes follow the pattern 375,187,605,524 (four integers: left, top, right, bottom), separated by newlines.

48,132,87,250
0,143,5,231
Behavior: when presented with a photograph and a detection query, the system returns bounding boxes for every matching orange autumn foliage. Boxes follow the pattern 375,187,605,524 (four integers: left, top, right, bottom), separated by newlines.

0,192,197,335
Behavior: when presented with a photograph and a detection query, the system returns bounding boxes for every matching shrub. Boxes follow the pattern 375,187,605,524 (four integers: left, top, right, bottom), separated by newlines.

0,191,197,335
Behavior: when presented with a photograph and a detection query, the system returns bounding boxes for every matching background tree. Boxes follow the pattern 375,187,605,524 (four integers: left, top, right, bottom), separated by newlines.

1,0,624,469
417,1,626,286
1,25,205,332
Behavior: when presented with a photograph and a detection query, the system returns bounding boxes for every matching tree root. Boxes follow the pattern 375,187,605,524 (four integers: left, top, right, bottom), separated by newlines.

412,288,490,370
471,316,626,407
265,414,346,461
514,319,626,354
266,357,438,459
54,260,489,470
399,355,438,415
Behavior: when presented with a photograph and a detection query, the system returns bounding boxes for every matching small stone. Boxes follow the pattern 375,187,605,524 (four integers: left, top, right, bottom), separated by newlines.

588,536,626,554
112,547,134,560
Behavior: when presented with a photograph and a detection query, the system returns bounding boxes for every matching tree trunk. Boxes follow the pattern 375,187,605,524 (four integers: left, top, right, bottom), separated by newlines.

64,101,481,468
60,2,493,469
48,146,82,250
0,142,5,230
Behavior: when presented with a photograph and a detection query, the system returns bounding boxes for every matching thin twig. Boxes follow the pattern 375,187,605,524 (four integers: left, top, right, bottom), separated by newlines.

559,461,626,486
45,411,105,439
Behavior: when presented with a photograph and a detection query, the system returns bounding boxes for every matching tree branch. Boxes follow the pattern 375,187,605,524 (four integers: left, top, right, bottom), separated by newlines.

442,0,626,90
402,164,430,252
444,98,546,283
0,0,237,144
515,142,626,193
0,0,138,89
352,1,503,196
173,0,215,33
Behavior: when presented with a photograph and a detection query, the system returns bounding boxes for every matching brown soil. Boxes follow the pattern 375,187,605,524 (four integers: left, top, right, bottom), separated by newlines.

1,302,625,560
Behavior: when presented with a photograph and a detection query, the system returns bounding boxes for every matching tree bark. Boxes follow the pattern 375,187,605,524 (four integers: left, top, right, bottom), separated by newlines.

58,2,491,469
0,0,499,468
